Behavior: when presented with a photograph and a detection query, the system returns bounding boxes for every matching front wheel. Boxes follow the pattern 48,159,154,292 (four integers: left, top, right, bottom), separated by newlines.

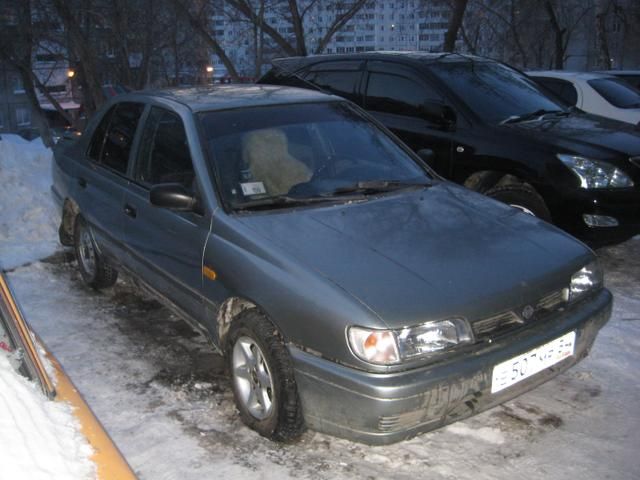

227,309,305,442
485,184,552,222
73,216,118,289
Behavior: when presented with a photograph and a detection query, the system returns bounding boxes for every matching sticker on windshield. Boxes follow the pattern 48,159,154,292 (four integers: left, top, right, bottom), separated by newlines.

241,182,267,196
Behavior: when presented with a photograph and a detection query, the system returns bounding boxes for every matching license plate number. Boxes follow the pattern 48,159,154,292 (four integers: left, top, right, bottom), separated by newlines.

491,331,576,394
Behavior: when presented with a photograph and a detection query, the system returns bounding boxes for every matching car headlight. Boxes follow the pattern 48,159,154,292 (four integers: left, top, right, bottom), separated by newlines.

348,318,473,365
569,260,603,302
557,154,634,188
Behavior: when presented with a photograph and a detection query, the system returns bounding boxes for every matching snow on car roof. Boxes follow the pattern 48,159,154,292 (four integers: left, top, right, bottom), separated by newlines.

527,70,617,81
130,84,341,112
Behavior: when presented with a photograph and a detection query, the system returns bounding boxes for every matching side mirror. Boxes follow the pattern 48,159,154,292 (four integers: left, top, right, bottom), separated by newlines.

150,183,197,212
416,148,436,164
421,101,457,130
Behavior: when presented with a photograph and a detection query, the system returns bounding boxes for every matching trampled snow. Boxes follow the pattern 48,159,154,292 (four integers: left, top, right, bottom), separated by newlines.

1,133,639,479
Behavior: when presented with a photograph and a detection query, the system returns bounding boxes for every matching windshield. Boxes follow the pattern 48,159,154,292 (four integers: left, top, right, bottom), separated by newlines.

588,78,640,109
428,61,567,124
199,102,431,210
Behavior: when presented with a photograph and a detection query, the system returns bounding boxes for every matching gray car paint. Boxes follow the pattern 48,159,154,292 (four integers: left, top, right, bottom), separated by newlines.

52,85,610,443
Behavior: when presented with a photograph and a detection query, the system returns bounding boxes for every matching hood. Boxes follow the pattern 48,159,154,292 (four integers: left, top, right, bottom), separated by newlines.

501,112,640,159
236,184,591,329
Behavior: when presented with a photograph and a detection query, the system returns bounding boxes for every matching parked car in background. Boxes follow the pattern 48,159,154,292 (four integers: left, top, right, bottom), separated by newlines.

596,70,640,90
259,52,640,245
52,85,612,445
528,71,640,125
0,271,136,479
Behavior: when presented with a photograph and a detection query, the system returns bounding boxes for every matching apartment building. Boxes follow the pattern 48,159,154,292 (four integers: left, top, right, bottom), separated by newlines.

209,0,454,78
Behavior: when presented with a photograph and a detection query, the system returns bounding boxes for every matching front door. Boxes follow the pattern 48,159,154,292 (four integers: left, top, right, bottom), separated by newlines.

123,106,210,323
363,61,454,176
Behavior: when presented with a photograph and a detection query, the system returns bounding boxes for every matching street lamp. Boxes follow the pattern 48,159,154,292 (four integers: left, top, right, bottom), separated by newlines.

67,69,75,78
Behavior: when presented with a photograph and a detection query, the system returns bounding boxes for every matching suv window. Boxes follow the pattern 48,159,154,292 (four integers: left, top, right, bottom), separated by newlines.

366,72,441,117
135,107,194,190
100,102,145,174
303,70,361,102
588,78,640,109
536,78,578,106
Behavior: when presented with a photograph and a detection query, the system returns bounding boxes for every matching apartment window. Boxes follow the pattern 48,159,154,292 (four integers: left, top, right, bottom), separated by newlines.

15,107,31,126
11,74,25,93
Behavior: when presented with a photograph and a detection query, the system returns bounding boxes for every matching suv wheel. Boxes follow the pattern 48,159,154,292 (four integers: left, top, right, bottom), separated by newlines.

73,216,118,289
485,184,552,222
228,309,305,442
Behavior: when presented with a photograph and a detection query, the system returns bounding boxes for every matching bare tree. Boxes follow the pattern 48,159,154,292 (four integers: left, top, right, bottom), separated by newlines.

0,0,56,145
171,0,240,80
443,0,470,52
226,0,369,57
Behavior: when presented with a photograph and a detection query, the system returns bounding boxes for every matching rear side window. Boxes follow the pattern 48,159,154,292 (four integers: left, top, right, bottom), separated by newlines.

535,78,578,106
87,106,115,162
588,78,640,109
135,107,194,190
88,102,144,174
102,102,145,173
366,73,441,117
304,70,361,102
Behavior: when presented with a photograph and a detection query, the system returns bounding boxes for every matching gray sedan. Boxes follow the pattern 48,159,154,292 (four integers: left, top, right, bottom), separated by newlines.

52,85,611,445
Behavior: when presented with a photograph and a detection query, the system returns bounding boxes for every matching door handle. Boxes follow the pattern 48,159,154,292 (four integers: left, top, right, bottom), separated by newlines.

77,177,87,188
124,204,137,218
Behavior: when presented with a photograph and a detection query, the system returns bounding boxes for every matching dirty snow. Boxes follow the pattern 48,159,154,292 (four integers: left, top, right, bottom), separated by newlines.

0,353,96,480
1,133,640,479
0,135,58,270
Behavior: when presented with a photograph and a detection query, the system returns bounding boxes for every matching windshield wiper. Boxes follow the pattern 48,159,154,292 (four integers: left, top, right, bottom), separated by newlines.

500,109,569,125
233,194,365,211
325,180,430,196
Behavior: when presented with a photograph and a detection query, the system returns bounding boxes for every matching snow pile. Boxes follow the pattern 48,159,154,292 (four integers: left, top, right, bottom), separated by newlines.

0,353,96,480
0,134,58,270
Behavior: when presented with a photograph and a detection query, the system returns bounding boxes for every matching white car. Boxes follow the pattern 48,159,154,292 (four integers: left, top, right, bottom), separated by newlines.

527,71,640,125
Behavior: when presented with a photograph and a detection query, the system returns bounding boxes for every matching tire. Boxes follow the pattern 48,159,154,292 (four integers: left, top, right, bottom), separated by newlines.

485,184,552,222
227,309,305,442
73,216,118,289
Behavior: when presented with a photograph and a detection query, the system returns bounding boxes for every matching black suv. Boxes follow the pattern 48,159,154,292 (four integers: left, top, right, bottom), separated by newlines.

260,52,640,244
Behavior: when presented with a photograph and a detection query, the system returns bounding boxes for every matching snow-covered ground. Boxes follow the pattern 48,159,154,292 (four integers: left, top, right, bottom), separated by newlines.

1,134,639,479
0,353,96,480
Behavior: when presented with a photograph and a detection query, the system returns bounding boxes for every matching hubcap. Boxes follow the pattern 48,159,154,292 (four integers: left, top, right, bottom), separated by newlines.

232,336,274,420
78,228,96,277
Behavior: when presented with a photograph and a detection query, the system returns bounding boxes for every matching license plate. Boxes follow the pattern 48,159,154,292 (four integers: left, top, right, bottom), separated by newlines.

491,331,576,394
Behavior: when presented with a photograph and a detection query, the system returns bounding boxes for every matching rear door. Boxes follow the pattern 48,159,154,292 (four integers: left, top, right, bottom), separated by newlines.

123,105,210,323
301,60,365,105
362,61,454,175
75,102,145,261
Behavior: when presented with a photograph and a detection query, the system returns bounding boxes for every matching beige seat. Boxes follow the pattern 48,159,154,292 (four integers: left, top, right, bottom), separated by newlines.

242,128,312,196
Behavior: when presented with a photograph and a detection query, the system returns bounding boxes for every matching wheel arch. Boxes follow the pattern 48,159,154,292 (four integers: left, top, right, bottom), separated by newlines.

59,198,81,246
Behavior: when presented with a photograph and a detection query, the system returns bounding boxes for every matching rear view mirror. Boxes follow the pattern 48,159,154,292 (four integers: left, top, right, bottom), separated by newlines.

422,101,457,130
150,183,198,212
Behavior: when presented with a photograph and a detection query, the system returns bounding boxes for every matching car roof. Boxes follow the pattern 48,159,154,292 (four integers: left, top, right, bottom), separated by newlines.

595,70,640,76
271,51,491,71
122,84,341,112
527,70,616,81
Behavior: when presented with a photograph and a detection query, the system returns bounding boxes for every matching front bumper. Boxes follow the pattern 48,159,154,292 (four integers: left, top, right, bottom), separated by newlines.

550,187,640,245
290,288,612,445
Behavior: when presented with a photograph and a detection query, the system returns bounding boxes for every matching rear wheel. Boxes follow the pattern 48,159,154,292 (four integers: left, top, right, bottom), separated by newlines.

227,309,305,442
485,184,552,222
73,216,118,289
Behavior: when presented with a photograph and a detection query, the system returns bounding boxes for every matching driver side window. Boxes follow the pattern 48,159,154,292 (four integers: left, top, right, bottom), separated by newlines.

366,72,441,118
135,107,195,192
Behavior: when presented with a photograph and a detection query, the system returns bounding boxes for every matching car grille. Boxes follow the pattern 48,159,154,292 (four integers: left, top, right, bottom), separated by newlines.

472,288,568,340
630,156,640,168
